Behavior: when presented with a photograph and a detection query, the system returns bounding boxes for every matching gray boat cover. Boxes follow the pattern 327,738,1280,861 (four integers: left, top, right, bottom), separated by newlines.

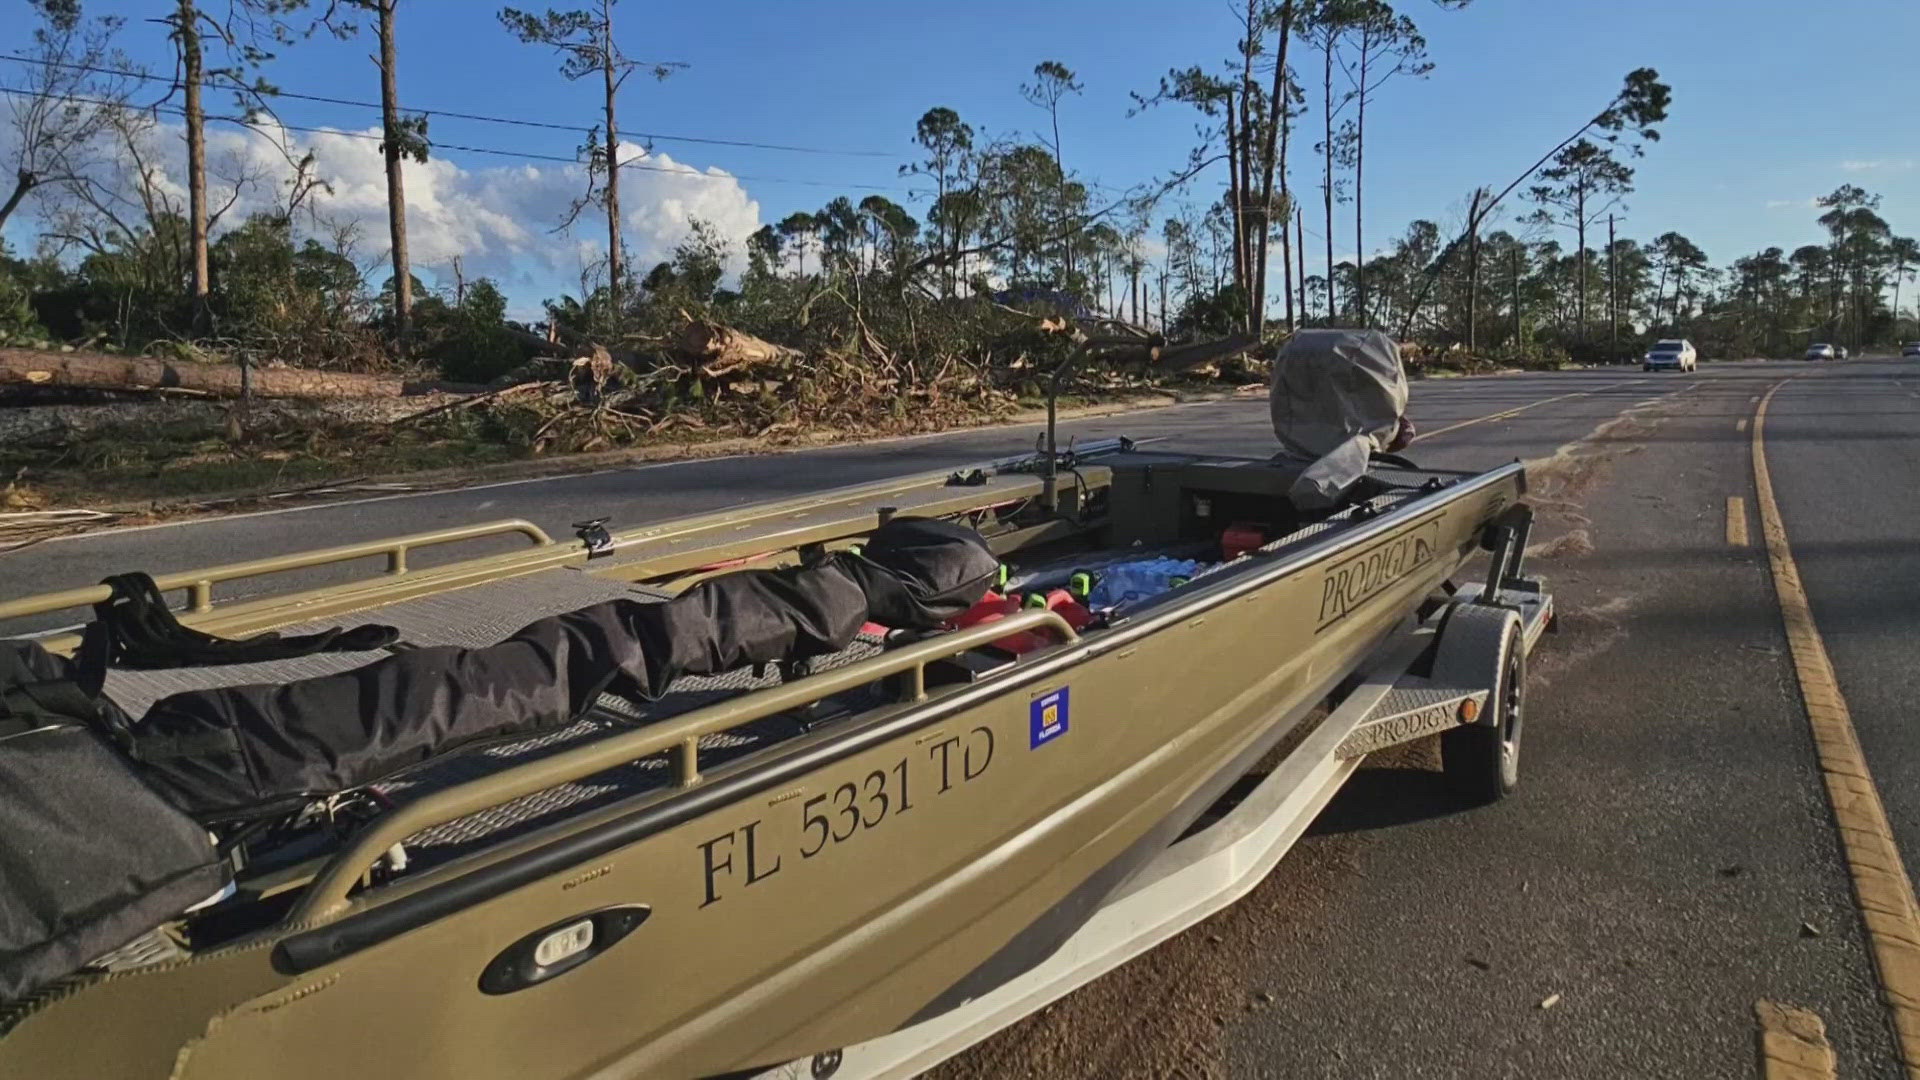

1269,328,1410,508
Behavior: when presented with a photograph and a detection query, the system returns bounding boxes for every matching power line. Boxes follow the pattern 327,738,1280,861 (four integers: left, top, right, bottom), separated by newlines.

0,52,893,158
0,83,911,194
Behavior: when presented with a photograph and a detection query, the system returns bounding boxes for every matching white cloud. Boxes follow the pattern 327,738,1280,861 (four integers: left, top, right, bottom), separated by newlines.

1765,198,1817,210
1840,159,1916,173
237,126,761,302
12,116,762,310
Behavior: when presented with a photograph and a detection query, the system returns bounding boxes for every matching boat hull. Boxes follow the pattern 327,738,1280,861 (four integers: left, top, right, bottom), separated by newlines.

0,465,1523,1080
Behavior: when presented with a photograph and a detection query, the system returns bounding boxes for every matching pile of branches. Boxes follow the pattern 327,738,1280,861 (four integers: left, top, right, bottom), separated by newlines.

418,294,1235,456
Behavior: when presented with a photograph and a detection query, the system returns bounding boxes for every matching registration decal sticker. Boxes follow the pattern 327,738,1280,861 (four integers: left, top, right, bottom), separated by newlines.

1030,688,1069,748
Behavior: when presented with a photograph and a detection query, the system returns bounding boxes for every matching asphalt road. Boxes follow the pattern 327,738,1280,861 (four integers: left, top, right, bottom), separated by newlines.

1,366,1662,635
7,358,1915,1077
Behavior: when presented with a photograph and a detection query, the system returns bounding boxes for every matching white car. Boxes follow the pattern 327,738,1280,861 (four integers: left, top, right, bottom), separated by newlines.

1643,339,1697,372
1805,343,1836,361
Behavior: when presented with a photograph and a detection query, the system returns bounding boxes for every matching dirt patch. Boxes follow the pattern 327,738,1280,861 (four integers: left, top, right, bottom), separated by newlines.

1527,528,1594,561
929,839,1358,1080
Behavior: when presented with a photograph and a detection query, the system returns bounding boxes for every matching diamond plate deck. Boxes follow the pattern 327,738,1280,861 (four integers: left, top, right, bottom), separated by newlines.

1335,675,1488,760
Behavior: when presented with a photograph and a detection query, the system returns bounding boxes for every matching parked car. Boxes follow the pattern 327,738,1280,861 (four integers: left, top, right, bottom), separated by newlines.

1902,342,1920,358
1805,343,1836,361
1642,339,1698,372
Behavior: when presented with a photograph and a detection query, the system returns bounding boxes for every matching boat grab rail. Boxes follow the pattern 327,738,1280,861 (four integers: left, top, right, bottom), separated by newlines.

289,608,1081,924
0,519,555,624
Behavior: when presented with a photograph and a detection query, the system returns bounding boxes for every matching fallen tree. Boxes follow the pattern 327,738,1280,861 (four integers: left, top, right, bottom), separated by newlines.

670,319,801,378
0,347,410,400
1155,333,1261,373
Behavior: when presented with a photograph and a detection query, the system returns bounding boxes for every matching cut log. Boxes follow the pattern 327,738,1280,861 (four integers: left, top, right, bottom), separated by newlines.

670,320,800,378
0,347,408,400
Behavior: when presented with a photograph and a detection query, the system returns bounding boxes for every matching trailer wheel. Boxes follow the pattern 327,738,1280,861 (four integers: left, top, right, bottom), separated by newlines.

1434,604,1525,805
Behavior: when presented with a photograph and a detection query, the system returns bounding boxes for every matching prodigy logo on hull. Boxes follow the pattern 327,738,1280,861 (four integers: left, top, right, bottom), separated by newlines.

1315,518,1441,631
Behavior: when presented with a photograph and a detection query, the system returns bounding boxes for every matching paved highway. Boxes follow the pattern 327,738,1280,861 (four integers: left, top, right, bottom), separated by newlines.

6,358,1915,1077
939,358,1919,1080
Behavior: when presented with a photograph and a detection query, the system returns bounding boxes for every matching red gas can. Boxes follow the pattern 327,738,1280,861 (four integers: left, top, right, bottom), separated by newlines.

1222,522,1268,561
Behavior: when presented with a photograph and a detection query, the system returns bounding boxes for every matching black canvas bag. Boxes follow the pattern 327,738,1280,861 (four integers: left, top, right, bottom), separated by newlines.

127,521,997,822
129,560,869,820
93,572,399,670
0,641,227,1001
656,559,870,676
132,597,678,821
834,517,999,629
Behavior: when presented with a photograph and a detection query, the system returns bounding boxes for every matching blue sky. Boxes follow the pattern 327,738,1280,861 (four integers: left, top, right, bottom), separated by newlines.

8,0,1917,311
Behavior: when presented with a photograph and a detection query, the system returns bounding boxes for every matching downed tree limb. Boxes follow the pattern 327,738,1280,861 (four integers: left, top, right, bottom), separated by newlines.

392,381,554,425
671,319,800,378
1075,314,1158,340
1154,334,1261,373
0,347,409,400
1086,342,1164,366
499,323,580,360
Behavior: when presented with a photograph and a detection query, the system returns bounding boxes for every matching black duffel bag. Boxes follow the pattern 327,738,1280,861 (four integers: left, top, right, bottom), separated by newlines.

0,640,227,1001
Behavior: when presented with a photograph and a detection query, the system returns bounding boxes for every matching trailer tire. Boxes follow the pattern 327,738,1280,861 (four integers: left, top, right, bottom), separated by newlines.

1434,604,1525,805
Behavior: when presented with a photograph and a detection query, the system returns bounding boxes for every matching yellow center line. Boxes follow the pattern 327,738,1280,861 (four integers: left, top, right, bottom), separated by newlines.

1752,379,1920,1077
1727,496,1750,547
1412,380,1647,444
1756,1000,1838,1080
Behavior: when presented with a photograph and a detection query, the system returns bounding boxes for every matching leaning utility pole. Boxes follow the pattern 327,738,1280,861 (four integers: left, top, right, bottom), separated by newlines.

598,1,623,312
1466,187,1488,352
1607,213,1619,363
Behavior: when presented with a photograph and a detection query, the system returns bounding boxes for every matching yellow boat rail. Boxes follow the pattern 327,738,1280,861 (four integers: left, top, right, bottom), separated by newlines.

0,519,556,626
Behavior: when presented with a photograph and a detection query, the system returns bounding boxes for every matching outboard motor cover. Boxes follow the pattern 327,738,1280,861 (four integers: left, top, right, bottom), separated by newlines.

1269,328,1410,508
